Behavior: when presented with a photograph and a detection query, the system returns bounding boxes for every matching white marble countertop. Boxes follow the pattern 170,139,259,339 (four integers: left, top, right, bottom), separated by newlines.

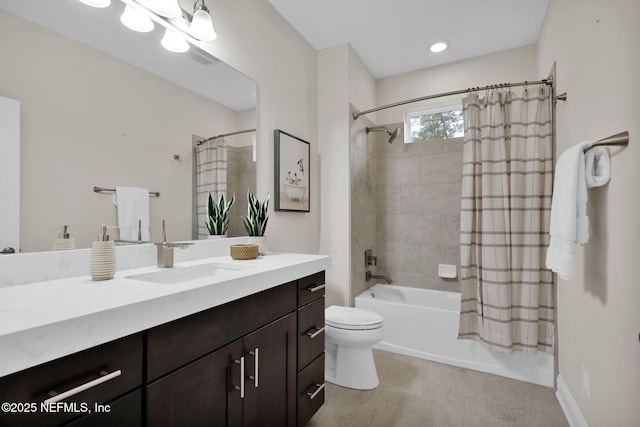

0,252,330,377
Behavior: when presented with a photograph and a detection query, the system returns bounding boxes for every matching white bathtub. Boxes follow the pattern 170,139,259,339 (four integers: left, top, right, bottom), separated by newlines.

283,183,305,202
355,284,554,387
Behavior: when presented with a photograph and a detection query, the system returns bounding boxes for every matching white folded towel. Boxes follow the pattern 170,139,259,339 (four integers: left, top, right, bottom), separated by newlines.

585,147,611,188
112,187,150,241
546,142,591,280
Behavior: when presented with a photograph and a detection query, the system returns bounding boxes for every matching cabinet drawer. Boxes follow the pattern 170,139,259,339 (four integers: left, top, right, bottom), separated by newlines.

297,271,325,307
63,388,141,427
297,354,325,427
0,333,143,427
147,281,297,381
297,297,325,370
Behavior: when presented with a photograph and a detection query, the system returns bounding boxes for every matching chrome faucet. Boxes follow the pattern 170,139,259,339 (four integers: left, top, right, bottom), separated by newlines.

365,249,377,266
366,270,392,284
156,220,192,268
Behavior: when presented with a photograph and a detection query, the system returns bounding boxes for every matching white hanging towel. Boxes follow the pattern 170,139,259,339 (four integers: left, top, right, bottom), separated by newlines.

112,186,150,241
546,142,591,280
585,147,611,188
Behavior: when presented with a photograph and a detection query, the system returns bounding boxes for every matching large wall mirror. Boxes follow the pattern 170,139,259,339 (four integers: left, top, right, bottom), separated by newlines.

0,0,257,252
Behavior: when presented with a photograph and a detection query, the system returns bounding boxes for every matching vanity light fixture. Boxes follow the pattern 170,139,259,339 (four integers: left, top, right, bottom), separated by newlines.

82,0,218,53
78,0,111,8
429,40,448,53
188,0,217,41
120,4,155,32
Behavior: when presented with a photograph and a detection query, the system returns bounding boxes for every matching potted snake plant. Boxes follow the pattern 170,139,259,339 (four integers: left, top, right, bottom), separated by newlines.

205,193,235,237
242,190,269,253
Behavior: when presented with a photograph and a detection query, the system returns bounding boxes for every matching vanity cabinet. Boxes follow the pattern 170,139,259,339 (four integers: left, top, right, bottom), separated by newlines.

146,281,298,427
0,333,143,427
146,313,297,427
0,269,327,427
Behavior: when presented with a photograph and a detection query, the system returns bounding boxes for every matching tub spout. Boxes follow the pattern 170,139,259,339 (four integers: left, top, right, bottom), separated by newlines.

366,271,392,284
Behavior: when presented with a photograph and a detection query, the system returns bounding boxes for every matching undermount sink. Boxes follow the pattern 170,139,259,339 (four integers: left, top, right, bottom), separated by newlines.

126,262,252,285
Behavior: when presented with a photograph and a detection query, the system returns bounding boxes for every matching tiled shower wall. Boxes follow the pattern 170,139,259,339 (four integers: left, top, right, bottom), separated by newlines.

376,124,462,292
227,146,256,237
350,120,463,296
350,112,379,304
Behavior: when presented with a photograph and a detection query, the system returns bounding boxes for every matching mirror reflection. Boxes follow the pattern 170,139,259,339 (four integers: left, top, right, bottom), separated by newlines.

0,0,257,252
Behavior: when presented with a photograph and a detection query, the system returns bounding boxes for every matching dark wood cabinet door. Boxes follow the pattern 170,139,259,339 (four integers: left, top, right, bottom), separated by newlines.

242,313,296,427
146,340,243,427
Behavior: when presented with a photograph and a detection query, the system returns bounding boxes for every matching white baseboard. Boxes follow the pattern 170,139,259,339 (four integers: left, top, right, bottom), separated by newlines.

556,374,589,427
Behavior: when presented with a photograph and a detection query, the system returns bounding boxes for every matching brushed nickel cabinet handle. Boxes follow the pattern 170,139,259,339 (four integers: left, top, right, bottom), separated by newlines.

306,383,325,400
307,283,325,293
233,357,245,398
44,369,122,404
305,326,325,339
248,348,259,388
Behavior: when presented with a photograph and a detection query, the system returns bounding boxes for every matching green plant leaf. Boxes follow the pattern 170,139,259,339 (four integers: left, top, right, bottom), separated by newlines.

241,190,269,236
206,192,236,235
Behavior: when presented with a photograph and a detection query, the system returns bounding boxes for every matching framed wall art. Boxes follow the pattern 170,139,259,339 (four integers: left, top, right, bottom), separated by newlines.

274,129,310,212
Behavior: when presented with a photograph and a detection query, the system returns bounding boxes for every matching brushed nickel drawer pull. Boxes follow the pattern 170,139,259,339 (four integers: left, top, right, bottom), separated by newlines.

248,348,259,388
44,369,122,404
306,383,325,400
305,326,325,339
306,283,325,293
233,357,245,398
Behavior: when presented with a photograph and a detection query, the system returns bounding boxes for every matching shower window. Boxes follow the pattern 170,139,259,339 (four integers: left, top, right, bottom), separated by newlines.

404,104,463,143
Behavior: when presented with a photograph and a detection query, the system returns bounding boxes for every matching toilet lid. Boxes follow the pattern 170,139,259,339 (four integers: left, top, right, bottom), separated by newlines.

325,305,384,330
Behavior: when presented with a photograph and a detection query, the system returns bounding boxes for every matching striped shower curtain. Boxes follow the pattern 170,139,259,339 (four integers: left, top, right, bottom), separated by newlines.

195,137,228,239
458,86,554,353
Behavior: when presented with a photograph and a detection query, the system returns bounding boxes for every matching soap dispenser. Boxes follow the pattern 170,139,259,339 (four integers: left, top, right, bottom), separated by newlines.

90,224,116,281
52,225,75,250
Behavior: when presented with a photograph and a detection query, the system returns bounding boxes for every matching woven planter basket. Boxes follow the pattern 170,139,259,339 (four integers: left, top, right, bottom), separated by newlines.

230,244,259,260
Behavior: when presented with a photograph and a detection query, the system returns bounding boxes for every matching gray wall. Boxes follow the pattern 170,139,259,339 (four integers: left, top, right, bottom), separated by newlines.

227,146,256,237
351,121,463,296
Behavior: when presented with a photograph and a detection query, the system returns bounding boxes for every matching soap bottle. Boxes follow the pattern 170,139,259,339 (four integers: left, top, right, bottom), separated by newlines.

90,224,116,281
52,225,75,250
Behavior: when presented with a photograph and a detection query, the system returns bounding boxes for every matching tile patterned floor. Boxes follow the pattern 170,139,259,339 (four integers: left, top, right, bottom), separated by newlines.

307,350,569,427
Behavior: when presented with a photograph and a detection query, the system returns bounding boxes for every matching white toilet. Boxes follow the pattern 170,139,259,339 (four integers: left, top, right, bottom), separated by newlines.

324,305,384,390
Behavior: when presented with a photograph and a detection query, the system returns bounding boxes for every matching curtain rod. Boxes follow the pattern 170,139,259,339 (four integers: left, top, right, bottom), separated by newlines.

197,128,256,146
352,78,556,120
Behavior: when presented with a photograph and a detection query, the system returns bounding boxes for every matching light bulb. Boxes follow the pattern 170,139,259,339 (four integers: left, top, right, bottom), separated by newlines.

78,0,111,8
120,4,154,33
142,0,182,18
161,28,189,53
189,5,217,41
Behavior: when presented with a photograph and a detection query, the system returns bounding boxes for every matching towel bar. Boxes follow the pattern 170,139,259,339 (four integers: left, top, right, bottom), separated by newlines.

584,131,629,152
93,186,160,197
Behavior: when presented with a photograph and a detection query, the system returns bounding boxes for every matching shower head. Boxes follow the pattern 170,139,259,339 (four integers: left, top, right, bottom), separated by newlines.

388,127,401,144
366,126,402,144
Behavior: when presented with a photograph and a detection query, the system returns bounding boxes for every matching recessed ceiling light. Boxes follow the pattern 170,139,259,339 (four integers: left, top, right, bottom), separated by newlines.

429,41,448,53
